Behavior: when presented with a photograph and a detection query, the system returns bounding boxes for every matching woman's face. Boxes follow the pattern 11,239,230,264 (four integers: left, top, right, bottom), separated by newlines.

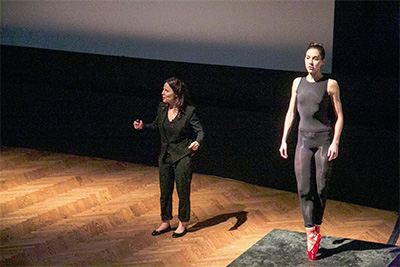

304,48,325,73
162,82,176,106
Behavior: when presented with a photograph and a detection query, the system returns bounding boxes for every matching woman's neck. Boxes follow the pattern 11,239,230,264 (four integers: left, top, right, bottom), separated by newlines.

168,104,177,111
307,71,323,82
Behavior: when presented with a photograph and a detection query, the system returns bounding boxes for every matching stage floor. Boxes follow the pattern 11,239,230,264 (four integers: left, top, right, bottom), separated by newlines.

0,147,398,266
229,229,399,266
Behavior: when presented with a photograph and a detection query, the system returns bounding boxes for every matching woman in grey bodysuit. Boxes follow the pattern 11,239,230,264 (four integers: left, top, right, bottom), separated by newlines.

279,43,344,260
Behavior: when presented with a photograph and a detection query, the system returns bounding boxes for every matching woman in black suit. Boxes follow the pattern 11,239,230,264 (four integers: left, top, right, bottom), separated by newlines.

133,77,204,238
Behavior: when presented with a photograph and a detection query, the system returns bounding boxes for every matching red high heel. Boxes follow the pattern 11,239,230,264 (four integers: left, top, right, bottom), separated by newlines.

306,227,321,260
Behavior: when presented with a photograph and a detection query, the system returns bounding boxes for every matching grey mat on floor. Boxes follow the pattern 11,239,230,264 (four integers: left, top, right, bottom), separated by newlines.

228,229,400,267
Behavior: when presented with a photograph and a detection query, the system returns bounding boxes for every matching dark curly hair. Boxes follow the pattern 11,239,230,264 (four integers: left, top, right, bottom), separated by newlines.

166,77,190,117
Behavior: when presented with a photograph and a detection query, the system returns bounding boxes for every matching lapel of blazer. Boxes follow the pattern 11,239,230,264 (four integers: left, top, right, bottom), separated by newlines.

174,111,186,135
159,104,168,141
160,104,190,142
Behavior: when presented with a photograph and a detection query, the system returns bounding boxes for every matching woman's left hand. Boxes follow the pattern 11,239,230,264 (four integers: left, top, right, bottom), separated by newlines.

327,143,339,161
188,141,200,151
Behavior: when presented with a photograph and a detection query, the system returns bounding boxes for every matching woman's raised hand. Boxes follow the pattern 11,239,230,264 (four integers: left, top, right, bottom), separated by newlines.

133,120,143,130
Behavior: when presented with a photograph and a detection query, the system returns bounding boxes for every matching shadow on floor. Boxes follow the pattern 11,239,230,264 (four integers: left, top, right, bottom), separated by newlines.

189,211,248,232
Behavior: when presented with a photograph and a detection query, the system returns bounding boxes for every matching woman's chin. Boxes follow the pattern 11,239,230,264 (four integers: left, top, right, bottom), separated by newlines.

163,100,173,106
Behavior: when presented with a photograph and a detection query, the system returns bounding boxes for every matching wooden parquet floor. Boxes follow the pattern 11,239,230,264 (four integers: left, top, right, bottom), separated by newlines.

0,147,398,266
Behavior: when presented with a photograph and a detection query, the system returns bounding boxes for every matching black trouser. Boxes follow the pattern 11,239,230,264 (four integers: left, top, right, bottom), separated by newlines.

295,130,332,228
159,153,192,222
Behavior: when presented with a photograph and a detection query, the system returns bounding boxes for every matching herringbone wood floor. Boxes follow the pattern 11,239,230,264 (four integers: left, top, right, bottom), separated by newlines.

0,147,398,266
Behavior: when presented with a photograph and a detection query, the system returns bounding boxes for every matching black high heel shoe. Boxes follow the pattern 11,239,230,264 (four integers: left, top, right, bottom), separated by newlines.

172,228,188,238
151,225,172,236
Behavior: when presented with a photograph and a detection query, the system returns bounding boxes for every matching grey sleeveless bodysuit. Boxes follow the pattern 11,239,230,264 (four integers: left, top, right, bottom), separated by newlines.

297,77,331,132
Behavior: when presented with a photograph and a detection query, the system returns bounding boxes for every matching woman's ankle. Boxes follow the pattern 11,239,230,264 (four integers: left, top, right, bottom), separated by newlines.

315,224,321,234
156,221,170,230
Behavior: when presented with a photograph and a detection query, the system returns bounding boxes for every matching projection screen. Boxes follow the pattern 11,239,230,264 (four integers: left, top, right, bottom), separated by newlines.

1,1,335,72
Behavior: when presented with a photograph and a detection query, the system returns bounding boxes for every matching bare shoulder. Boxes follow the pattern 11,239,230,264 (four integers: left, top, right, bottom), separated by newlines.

292,77,302,92
293,77,302,85
328,78,339,87
327,78,340,95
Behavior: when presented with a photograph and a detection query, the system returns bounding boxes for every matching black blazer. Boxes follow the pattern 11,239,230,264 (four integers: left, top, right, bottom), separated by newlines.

144,102,204,164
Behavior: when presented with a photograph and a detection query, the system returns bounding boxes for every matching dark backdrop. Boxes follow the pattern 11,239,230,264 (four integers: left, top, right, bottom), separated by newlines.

1,1,398,211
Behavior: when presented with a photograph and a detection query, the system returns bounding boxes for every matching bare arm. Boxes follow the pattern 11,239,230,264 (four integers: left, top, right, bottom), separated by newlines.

327,79,344,161
279,78,300,159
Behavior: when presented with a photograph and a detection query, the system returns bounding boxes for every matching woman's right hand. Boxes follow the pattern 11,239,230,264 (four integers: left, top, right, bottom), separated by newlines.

133,120,143,130
279,142,288,159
